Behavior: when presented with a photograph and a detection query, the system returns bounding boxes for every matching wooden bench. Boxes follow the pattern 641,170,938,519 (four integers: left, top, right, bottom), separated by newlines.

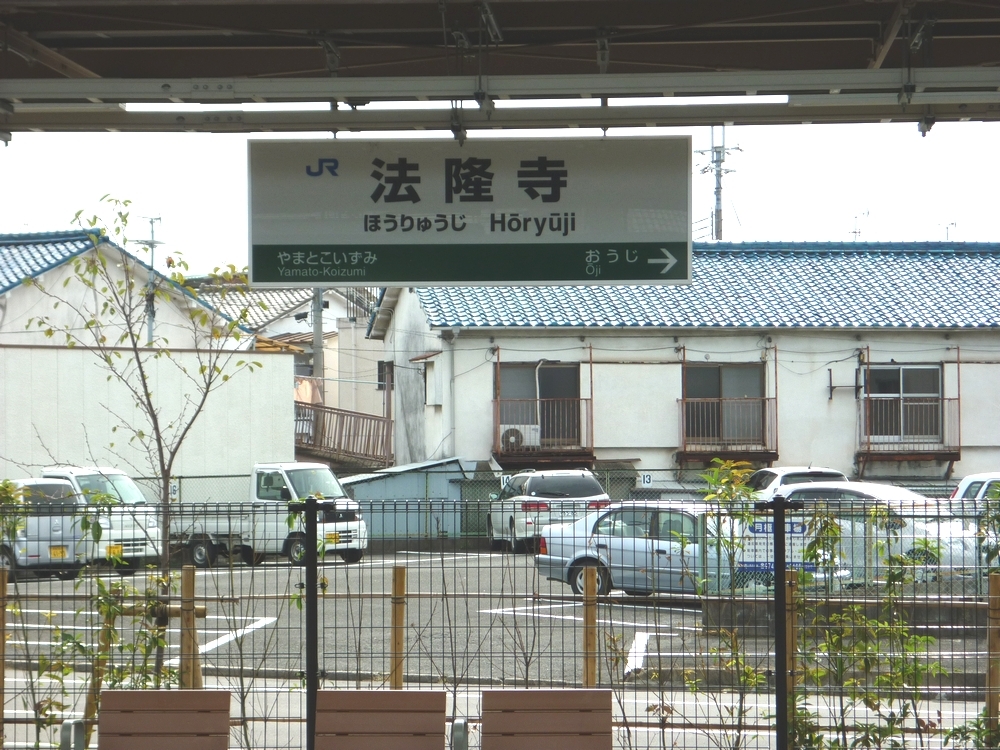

481,689,613,750
98,690,231,750
316,689,447,750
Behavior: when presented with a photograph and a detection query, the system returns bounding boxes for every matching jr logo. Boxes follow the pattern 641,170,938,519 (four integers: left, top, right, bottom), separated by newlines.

306,158,339,177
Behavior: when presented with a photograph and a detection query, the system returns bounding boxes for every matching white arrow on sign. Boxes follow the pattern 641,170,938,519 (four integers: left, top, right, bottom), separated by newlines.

647,248,678,274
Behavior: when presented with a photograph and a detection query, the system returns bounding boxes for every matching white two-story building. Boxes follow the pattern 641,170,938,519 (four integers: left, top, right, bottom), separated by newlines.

368,241,1000,481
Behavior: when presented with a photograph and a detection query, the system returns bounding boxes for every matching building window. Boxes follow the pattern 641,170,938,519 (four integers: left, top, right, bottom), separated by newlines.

495,362,580,447
377,360,395,391
863,365,941,440
683,364,764,444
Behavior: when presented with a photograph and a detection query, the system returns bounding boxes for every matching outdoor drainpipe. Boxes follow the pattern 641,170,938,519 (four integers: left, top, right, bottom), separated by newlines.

443,329,457,457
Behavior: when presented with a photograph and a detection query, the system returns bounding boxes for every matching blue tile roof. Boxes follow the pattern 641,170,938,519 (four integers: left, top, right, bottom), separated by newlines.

0,230,95,295
0,230,253,333
411,242,1000,330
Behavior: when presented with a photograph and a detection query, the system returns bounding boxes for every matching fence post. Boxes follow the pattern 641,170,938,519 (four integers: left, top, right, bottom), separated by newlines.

583,566,597,688
785,570,798,721
391,566,406,689
179,565,203,689
988,572,1000,732
1,574,6,748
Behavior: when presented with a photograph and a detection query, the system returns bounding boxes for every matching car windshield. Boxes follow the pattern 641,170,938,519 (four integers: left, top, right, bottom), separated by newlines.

287,468,347,499
21,483,77,505
77,473,147,504
528,475,605,498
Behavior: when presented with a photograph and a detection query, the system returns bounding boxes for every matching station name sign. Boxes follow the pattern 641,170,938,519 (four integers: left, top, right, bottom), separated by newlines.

249,137,691,287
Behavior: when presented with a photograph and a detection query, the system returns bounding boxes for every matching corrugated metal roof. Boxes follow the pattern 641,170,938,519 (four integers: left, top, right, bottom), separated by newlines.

410,242,1000,330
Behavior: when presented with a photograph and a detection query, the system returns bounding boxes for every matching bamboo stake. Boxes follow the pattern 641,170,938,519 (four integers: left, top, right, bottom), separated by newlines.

179,565,203,689
1,575,6,750
390,566,406,689
988,573,1000,732
583,566,598,688
785,570,798,726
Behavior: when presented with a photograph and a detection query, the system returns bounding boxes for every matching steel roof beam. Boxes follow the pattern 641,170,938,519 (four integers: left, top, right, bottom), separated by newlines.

0,22,101,79
2,67,998,103
869,0,916,70
3,100,995,132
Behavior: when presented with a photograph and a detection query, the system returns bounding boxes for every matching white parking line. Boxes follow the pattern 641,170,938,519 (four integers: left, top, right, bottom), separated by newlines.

626,632,651,675
163,615,277,666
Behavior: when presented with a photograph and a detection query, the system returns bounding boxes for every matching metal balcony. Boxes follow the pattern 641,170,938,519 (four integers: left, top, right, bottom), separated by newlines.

678,397,778,462
295,401,393,470
493,398,594,464
856,397,961,474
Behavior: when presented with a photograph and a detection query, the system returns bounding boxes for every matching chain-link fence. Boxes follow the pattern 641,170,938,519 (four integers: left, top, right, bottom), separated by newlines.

0,472,994,749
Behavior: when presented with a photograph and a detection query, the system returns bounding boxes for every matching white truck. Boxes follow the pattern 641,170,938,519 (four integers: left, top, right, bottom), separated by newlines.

171,462,368,567
40,466,162,567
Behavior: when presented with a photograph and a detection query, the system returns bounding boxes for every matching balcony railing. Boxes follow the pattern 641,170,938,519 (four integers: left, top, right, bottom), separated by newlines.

493,398,593,455
295,401,393,467
680,397,778,455
857,397,960,455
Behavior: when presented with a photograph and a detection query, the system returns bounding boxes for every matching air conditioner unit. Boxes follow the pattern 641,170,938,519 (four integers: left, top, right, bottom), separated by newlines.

499,424,541,450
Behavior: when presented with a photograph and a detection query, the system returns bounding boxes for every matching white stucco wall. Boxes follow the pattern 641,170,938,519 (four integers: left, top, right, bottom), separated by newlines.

335,317,385,417
381,290,436,465
0,251,218,349
379,287,1000,478
0,345,295,480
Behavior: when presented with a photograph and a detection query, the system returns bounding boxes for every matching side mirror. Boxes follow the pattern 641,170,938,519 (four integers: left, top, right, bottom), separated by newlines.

280,487,292,501
488,492,499,501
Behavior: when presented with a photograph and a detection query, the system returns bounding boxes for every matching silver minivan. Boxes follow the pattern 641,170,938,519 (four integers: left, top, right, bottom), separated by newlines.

2,478,84,580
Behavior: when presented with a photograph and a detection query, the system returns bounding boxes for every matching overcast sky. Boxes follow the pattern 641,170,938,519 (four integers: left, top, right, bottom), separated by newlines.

1,120,996,275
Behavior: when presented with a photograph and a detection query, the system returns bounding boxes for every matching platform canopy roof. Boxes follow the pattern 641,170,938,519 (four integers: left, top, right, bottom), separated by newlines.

1,1,999,134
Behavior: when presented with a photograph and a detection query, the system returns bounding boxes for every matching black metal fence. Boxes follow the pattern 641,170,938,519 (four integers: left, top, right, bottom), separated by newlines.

1,479,996,750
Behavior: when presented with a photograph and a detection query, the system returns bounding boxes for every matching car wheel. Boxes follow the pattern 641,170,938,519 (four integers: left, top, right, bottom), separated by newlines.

191,538,217,568
340,549,363,564
570,560,610,596
287,537,308,566
240,546,264,566
509,518,525,554
486,518,502,552
0,547,17,583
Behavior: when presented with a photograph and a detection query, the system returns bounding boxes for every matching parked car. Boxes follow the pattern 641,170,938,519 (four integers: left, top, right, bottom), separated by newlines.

766,481,979,584
1,478,84,580
747,466,849,502
41,466,161,567
487,469,610,553
537,501,720,595
536,484,978,597
946,472,1000,520
169,462,367,567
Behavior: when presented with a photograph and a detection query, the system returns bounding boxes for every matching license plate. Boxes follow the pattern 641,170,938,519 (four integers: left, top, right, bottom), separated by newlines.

325,532,340,544
106,544,123,558
49,546,67,559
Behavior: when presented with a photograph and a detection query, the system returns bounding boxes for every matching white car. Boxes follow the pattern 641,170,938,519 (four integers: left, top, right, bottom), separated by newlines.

41,466,161,567
487,469,610,553
747,466,849,502
772,481,979,586
947,472,1000,518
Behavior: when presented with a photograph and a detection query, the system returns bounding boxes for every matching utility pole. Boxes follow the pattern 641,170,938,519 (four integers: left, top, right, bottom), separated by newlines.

312,289,325,402
139,216,162,345
697,127,740,241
